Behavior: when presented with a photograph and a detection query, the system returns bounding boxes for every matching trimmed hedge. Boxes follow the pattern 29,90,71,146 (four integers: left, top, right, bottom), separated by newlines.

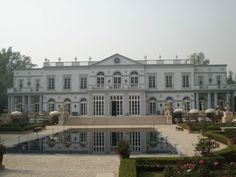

119,159,136,177
213,145,236,162
0,123,44,132
203,131,228,145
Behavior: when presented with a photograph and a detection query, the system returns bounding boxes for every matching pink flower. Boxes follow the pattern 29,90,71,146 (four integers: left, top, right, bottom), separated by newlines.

199,159,204,165
214,161,219,166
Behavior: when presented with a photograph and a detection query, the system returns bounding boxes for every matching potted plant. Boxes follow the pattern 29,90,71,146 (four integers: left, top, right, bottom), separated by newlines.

0,138,6,169
115,140,131,159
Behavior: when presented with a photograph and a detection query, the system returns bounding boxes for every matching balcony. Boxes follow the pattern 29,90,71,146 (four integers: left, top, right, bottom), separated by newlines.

89,84,145,90
7,87,44,93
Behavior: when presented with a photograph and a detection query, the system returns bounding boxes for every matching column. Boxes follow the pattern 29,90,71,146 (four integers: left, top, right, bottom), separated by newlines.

214,93,218,107
28,95,31,112
87,93,93,116
8,96,10,114
104,93,109,116
226,92,230,106
39,95,43,113
22,96,25,112
141,131,147,153
207,93,211,109
141,92,146,115
10,96,14,112
195,93,199,109
123,92,128,115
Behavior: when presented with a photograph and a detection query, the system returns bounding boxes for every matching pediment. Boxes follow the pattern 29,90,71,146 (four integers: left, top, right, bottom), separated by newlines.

92,54,142,66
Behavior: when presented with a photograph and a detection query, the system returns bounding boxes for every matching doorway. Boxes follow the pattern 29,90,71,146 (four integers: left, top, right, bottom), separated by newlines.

112,101,117,116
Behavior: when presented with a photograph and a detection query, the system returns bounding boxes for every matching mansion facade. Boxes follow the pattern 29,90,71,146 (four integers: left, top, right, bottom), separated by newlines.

7,54,236,116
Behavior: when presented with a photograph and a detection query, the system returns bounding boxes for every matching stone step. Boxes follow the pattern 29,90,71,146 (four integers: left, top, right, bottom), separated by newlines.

64,116,168,125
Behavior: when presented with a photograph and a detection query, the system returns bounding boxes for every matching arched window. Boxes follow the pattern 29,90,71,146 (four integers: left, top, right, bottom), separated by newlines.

130,71,138,87
113,71,122,88
64,98,71,114
149,97,156,115
80,98,87,115
183,97,190,111
48,99,55,112
97,72,104,88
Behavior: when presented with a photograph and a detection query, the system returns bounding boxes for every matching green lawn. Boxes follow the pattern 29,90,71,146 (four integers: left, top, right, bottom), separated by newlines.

138,171,163,177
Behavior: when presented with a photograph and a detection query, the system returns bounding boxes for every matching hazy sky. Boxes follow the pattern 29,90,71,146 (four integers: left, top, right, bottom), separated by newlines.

1,0,236,71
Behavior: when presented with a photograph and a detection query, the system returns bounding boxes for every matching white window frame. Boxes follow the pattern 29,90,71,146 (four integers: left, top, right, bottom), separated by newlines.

93,96,104,115
129,95,140,115
130,71,139,87
80,76,87,89
148,75,156,88
129,132,141,152
110,96,123,115
182,74,190,88
64,76,71,89
47,76,55,90
80,132,87,143
113,71,122,89
97,72,105,88
80,98,87,115
93,132,105,152
165,74,173,88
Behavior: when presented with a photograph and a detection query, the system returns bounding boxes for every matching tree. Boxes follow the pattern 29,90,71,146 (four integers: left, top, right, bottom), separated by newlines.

227,70,234,84
189,52,210,65
0,47,36,113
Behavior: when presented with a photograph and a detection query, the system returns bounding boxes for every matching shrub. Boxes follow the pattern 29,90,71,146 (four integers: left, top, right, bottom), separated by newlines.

203,131,228,145
116,140,131,158
195,137,217,157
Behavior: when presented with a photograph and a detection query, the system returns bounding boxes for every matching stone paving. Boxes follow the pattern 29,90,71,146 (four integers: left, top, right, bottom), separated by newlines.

156,125,227,156
1,154,119,177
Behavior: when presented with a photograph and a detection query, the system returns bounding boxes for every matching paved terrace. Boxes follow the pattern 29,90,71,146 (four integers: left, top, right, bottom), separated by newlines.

0,125,227,156
2,154,119,177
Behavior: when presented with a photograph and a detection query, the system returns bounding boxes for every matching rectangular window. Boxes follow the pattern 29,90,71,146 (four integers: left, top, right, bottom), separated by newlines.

64,77,71,89
165,75,173,88
80,132,87,143
199,76,204,89
129,96,140,115
36,79,40,91
110,96,123,115
19,79,23,89
182,75,190,88
93,132,105,152
217,76,221,88
149,102,156,114
48,77,55,90
148,75,156,88
93,96,104,115
80,77,87,89
129,132,141,152
150,132,158,142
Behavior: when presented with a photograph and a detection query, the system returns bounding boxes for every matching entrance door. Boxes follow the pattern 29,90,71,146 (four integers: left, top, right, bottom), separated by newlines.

112,101,117,116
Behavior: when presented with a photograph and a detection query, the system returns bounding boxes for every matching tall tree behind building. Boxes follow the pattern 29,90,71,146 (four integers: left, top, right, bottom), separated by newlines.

0,47,36,113
189,52,210,65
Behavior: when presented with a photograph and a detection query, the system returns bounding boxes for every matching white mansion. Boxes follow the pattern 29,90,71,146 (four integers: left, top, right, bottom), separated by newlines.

7,54,236,116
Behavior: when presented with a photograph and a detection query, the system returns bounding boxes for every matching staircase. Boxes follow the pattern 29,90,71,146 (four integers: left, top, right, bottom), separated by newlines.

64,115,169,125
